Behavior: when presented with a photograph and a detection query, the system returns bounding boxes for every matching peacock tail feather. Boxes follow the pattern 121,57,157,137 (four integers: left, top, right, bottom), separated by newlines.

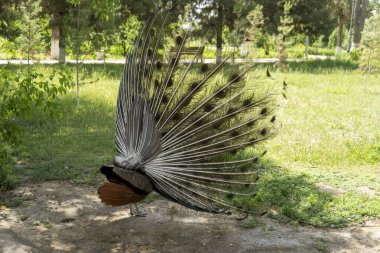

102,12,281,213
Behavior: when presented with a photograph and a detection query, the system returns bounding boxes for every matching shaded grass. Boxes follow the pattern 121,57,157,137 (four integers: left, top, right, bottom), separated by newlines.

3,60,380,227
287,59,358,73
249,167,380,228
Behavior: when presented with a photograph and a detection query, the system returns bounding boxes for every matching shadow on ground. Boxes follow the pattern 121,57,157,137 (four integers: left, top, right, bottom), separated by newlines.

0,181,379,253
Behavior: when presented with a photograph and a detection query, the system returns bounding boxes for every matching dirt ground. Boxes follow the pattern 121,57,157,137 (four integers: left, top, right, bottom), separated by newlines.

0,181,379,253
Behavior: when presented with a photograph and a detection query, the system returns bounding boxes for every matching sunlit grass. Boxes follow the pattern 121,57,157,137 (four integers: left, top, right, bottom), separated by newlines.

266,68,380,191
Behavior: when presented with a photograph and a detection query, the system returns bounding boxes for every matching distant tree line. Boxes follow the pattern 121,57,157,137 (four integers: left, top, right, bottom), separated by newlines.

0,0,378,62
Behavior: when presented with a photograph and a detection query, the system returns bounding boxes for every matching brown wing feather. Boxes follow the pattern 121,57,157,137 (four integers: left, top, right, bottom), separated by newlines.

98,182,147,206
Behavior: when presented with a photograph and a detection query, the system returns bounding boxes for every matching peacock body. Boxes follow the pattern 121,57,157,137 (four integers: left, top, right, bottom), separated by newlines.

98,13,279,214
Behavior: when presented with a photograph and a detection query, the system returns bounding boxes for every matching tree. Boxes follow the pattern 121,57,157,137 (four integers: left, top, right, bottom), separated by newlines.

16,0,44,70
276,1,294,71
360,6,380,73
190,0,255,63
247,4,264,42
256,0,335,43
42,0,119,61
62,0,122,106
64,0,93,106
0,0,22,41
246,4,265,58
41,0,68,60
113,15,141,55
333,0,351,54
352,0,369,49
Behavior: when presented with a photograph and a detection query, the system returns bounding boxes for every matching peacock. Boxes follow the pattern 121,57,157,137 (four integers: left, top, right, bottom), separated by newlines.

98,13,280,216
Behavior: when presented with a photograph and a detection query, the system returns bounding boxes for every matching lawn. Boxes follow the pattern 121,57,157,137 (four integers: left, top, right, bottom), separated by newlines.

5,59,380,228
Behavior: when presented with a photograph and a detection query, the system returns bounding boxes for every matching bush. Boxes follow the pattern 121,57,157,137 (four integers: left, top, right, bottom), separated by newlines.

255,31,275,54
287,43,306,58
349,48,361,62
328,27,348,49
308,47,335,56
0,66,74,192
0,66,74,142
360,10,380,73
0,37,19,59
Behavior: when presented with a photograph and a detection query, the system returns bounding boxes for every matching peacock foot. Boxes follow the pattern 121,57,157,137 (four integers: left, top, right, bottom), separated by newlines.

129,203,147,217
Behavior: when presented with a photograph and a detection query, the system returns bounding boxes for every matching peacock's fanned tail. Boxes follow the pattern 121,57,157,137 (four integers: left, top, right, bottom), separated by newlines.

115,13,279,213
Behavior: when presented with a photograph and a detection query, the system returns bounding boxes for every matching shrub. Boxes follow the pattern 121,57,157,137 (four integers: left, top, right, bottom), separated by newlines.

360,10,380,73
349,48,361,62
0,66,74,142
0,66,74,192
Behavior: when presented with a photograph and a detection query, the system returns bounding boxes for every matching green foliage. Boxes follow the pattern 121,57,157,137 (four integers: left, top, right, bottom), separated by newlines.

0,0,353,61
15,0,49,60
287,59,358,73
349,48,361,61
360,9,380,73
276,1,294,70
64,1,93,57
253,32,276,57
328,27,349,49
0,144,17,193
0,66,74,193
0,1,22,40
241,4,267,59
256,0,335,39
0,0,50,59
311,35,325,52
0,37,18,59
309,47,335,56
0,166,17,193
247,4,264,41
113,15,141,55
0,67,74,142
287,43,306,58
190,0,255,60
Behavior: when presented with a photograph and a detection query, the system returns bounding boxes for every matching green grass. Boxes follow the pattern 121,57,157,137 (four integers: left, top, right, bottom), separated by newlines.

251,61,380,227
4,60,380,227
12,64,122,184
267,65,380,188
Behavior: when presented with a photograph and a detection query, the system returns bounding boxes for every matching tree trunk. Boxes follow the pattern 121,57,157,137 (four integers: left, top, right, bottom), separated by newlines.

51,24,60,59
76,4,80,107
352,0,369,49
51,12,62,60
336,13,345,55
305,34,309,59
216,2,224,63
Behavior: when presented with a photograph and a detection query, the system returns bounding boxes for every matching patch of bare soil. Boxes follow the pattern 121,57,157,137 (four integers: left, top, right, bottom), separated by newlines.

0,181,379,253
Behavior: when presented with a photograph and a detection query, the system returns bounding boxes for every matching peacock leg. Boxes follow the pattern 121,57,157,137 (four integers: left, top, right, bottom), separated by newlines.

134,203,147,217
129,203,147,217
129,204,133,215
